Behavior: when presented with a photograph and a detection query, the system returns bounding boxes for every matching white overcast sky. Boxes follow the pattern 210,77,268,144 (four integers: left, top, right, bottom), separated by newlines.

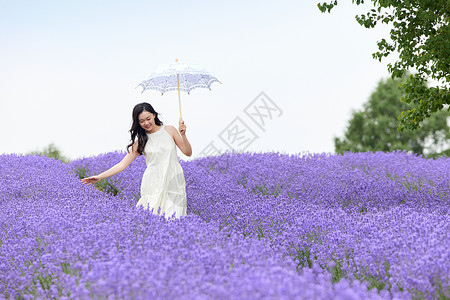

0,0,395,162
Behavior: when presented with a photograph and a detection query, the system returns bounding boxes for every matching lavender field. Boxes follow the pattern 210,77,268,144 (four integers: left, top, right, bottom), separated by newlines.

1,150,449,299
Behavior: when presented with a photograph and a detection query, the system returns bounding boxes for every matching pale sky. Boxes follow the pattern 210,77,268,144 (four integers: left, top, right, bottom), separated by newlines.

0,0,394,162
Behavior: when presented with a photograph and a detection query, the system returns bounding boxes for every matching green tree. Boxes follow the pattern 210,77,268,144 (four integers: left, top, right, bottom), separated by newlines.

28,143,69,163
318,0,450,131
335,76,450,157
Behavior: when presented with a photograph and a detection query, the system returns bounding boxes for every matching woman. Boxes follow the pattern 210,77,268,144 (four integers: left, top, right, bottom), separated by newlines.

81,102,192,219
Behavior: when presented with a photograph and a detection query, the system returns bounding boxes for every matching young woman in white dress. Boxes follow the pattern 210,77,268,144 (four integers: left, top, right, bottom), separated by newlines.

81,102,192,219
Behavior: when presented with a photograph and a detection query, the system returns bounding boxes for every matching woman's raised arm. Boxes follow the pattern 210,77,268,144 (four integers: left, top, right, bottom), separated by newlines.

81,140,140,186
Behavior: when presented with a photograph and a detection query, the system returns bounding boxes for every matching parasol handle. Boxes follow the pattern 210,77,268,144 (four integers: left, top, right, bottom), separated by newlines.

176,58,182,121
177,73,182,120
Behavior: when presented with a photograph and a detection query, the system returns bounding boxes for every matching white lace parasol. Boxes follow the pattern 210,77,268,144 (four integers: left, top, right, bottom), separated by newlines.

137,59,221,119
138,60,221,95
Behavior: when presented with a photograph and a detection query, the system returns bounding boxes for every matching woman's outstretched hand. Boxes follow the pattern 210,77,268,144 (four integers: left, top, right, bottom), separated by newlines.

179,118,187,135
81,175,101,186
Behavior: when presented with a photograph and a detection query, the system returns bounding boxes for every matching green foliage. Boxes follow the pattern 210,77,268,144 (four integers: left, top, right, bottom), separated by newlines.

74,167,89,180
331,260,344,283
289,244,314,271
335,76,450,157
318,0,450,130
28,143,69,163
94,179,120,196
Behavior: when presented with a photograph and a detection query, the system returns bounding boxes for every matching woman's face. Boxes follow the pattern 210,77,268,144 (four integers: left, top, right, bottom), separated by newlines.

138,110,156,132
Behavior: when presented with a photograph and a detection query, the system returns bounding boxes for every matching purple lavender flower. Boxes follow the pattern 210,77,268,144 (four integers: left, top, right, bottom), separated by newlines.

1,150,448,299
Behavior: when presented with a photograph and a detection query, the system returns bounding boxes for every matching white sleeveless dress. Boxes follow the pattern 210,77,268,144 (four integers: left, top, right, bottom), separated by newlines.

136,124,187,219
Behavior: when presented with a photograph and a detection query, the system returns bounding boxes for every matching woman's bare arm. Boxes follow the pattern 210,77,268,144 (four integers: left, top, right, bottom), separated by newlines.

81,140,140,185
166,119,192,157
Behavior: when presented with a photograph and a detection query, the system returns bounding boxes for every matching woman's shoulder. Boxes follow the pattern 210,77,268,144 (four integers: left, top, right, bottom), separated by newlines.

164,124,176,131
164,124,176,138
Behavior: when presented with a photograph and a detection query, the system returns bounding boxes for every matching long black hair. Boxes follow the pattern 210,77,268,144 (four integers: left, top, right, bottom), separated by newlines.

127,102,163,155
